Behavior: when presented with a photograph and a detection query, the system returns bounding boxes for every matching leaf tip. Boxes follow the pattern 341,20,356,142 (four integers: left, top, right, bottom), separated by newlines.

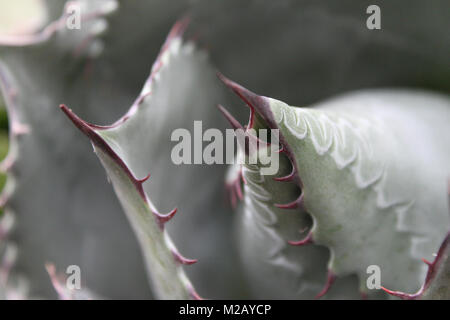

315,270,336,299
288,231,313,246
172,249,198,266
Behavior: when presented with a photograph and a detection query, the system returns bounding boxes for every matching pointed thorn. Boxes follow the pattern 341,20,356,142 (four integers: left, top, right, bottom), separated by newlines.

137,173,151,184
380,286,418,299
172,250,198,265
190,289,203,300
45,263,71,300
45,263,59,290
217,104,244,130
226,169,244,208
380,286,392,294
187,283,203,300
380,286,393,294
216,73,259,110
154,207,177,225
166,16,190,43
288,231,313,246
381,232,450,300
274,193,304,210
216,73,262,128
241,174,248,185
218,104,260,156
60,104,151,201
248,106,255,129
60,104,95,136
316,271,336,299
273,167,295,182
45,262,56,277
158,17,191,57
422,258,432,266
276,145,285,153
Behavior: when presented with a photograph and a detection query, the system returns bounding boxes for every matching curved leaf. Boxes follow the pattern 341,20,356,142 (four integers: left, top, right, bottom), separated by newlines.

0,0,154,298
61,22,248,298
219,75,450,297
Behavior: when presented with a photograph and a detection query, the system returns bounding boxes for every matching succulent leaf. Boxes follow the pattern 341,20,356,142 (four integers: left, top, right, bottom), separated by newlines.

232,142,363,299
60,98,198,299
61,21,249,298
219,76,450,297
381,231,450,299
381,189,450,299
0,0,155,298
416,231,450,299
0,0,449,300
0,0,248,299
45,263,100,300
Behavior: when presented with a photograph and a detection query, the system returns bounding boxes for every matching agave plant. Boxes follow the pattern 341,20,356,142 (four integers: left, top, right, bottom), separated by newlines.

0,0,449,300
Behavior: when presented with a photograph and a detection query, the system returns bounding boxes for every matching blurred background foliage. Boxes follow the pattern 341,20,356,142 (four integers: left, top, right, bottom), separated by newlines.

0,105,8,212
0,0,36,214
